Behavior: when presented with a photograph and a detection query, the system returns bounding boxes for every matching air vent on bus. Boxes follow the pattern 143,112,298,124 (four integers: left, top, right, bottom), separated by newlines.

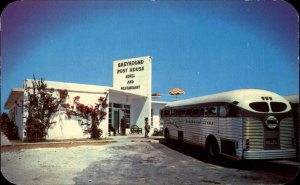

232,101,239,105
261,96,273,101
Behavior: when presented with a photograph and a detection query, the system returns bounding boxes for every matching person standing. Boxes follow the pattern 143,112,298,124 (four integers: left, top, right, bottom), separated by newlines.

120,115,127,135
144,121,150,138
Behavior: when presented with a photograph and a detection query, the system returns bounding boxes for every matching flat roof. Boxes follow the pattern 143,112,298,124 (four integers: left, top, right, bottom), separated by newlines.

4,88,24,109
26,79,111,94
5,85,165,110
109,88,147,99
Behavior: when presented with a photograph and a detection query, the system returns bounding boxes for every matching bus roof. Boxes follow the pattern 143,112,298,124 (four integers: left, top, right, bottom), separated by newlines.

165,89,291,113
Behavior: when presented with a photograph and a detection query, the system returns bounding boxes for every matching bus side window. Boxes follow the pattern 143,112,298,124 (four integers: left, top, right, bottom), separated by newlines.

219,106,227,117
199,107,204,117
186,109,192,116
163,110,169,117
227,105,242,117
180,109,186,116
208,106,217,116
204,107,208,116
192,108,199,116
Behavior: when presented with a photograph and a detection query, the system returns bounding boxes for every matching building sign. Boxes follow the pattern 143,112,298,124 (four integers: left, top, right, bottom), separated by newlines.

113,56,152,96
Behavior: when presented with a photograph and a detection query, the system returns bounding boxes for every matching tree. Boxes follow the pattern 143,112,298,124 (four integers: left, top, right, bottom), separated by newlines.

24,76,67,141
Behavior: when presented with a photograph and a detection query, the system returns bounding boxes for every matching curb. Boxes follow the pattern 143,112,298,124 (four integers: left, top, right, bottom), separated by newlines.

2,136,164,147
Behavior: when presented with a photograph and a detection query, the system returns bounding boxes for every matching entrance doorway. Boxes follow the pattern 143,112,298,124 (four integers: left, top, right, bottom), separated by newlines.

109,103,131,135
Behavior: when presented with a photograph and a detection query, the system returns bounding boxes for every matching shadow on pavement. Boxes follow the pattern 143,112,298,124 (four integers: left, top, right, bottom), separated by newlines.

159,139,299,181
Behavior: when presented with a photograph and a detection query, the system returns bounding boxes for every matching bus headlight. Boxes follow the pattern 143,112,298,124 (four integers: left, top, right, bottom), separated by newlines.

265,115,278,129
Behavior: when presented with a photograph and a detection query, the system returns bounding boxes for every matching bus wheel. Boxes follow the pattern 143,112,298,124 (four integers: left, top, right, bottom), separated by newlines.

206,138,219,158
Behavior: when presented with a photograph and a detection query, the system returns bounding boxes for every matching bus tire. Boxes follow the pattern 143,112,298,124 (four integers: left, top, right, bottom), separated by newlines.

206,137,219,158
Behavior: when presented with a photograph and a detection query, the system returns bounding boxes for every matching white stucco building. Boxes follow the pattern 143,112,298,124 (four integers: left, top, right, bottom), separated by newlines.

4,56,168,140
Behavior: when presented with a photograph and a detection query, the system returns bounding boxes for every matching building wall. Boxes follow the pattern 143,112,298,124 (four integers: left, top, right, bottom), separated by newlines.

47,90,109,139
6,84,167,139
8,94,25,140
24,80,110,140
152,102,167,128
131,97,148,133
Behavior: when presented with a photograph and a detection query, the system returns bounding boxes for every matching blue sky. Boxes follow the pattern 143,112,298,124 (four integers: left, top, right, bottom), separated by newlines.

1,0,298,110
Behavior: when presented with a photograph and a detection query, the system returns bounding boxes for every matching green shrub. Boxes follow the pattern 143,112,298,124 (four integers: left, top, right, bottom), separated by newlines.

1,113,19,140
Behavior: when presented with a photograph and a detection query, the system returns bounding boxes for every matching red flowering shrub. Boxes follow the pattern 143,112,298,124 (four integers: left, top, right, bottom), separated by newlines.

66,110,75,119
98,96,105,101
65,93,108,139
73,96,80,102
102,103,109,109
58,89,68,99
61,103,70,108
24,76,68,141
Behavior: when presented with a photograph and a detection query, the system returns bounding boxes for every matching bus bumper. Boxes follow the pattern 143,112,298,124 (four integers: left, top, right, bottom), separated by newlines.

243,149,296,160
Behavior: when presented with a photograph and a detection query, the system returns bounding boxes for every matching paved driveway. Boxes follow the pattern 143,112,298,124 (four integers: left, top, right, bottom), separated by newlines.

1,137,298,185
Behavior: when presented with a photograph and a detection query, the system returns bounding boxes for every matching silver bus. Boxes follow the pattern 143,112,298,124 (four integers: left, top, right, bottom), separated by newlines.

161,89,296,160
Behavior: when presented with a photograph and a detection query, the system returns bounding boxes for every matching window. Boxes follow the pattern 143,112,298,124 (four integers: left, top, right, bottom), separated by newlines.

208,106,217,116
249,102,269,112
227,105,242,117
219,106,227,117
270,102,287,112
180,109,186,116
191,108,199,116
123,105,131,128
199,108,205,116
186,109,192,116
113,103,122,108
203,107,208,116
175,109,181,116
166,110,171,116
171,109,176,116
124,104,130,109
